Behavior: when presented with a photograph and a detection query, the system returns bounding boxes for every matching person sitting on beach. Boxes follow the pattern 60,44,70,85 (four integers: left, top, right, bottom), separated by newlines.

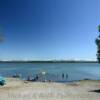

30,75,39,82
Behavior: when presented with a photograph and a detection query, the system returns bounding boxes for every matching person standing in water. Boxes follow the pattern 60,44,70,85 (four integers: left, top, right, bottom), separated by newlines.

66,73,68,79
62,73,64,79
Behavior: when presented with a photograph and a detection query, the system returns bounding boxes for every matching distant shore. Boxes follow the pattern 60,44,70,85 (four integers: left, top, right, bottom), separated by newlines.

0,60,98,63
0,78,100,100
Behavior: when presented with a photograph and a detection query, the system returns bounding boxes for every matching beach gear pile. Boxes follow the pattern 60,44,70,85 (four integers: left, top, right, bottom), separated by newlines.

0,76,6,86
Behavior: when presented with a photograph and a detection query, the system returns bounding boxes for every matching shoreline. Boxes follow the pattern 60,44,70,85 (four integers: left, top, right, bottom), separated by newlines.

2,75,100,85
5,76,100,83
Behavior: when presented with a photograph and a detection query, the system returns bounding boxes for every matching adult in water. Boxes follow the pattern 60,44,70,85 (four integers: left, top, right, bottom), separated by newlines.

62,73,64,79
66,73,68,79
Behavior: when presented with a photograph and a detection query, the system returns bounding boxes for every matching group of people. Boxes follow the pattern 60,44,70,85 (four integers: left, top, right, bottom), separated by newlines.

27,74,39,81
12,72,69,82
27,73,69,82
62,73,68,79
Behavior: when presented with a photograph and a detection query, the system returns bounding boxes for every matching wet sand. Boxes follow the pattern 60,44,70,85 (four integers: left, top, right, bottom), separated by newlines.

0,78,100,100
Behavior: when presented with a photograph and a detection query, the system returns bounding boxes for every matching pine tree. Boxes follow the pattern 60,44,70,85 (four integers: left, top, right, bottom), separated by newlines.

95,25,100,63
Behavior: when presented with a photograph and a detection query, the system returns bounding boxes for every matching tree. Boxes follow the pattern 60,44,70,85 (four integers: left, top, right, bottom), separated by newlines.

95,25,100,63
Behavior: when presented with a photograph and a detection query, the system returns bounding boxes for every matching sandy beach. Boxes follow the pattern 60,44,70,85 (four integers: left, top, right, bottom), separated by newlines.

0,78,100,100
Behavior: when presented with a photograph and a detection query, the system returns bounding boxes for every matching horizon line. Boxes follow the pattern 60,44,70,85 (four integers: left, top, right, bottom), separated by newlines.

0,60,97,62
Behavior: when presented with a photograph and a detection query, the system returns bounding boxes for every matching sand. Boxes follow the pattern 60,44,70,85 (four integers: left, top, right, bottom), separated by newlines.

0,78,100,100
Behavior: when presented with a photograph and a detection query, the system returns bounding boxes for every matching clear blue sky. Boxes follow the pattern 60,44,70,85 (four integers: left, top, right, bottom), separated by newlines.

0,0,99,61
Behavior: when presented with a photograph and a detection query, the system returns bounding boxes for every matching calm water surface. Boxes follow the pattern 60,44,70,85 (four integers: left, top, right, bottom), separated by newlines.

0,63,100,82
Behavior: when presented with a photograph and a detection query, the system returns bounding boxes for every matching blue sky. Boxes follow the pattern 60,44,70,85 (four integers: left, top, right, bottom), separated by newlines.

0,0,99,61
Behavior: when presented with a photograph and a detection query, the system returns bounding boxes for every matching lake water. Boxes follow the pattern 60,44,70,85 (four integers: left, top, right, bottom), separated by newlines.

0,63,100,82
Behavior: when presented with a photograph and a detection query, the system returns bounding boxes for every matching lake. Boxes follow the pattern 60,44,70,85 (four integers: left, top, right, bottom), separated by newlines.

0,63,100,82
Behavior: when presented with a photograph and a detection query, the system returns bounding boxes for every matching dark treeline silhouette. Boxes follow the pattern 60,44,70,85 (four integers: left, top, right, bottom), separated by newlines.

0,60,97,63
